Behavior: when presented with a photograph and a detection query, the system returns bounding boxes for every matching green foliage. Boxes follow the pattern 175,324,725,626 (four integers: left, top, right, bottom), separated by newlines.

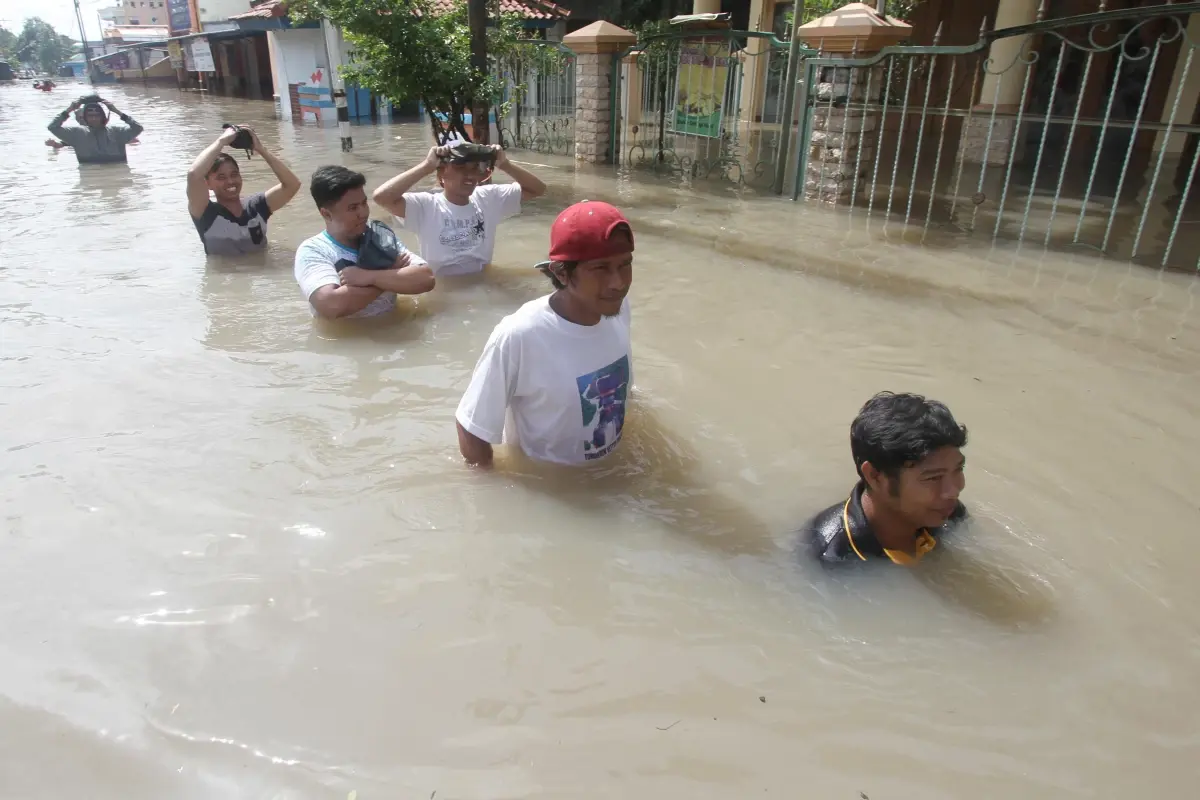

14,18,75,74
491,38,568,136
611,0,691,31
0,26,18,62
290,0,545,144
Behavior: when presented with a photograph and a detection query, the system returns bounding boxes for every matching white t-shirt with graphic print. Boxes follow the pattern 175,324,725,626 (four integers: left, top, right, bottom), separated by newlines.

397,183,522,276
455,295,633,466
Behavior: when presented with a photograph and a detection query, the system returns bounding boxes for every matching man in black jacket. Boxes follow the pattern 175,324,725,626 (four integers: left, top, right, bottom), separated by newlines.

805,392,969,566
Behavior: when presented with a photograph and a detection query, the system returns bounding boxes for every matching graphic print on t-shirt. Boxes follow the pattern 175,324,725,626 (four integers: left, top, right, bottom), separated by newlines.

438,212,487,252
577,355,630,460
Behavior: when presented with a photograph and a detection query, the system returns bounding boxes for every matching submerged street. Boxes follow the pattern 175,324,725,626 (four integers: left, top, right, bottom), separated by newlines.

2,82,1200,798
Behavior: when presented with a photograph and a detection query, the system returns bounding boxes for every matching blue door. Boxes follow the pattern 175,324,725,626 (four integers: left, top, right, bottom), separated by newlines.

345,83,372,119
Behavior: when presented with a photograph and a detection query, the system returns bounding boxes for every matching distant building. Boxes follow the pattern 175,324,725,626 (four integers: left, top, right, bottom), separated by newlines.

230,0,570,123
99,0,172,27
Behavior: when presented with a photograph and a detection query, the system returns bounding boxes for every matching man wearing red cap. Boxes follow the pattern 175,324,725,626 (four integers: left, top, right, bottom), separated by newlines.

455,201,635,467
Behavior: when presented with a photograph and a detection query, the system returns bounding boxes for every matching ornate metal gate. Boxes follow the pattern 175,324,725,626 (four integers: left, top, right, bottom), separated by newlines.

792,2,1200,269
494,41,577,157
611,28,796,188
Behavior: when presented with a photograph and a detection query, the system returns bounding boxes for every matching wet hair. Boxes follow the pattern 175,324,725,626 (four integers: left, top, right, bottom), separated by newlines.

310,165,366,209
538,261,578,290
207,153,239,177
850,392,968,483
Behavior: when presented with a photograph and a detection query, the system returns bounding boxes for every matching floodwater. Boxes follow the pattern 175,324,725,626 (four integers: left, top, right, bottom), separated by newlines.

3,82,1199,799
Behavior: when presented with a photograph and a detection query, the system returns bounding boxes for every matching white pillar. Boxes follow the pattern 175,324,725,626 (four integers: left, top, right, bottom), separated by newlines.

739,0,774,124
1156,14,1200,154
266,30,285,118
320,19,352,151
620,53,644,158
978,0,1041,110
693,0,720,15
960,0,1041,164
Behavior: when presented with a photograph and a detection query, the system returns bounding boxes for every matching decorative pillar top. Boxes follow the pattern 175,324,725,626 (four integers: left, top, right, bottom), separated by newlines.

798,1,912,53
563,20,638,55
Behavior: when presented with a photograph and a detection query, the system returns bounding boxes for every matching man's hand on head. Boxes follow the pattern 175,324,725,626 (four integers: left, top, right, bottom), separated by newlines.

245,127,264,153
424,145,449,168
339,267,375,288
491,145,508,167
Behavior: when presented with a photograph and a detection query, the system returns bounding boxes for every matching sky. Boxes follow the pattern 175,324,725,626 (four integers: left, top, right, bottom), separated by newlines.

0,0,112,42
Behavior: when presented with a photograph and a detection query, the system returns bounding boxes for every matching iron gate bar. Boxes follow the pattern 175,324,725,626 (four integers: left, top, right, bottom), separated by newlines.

887,56,916,221
1018,36,1067,248
1102,34,1164,251
926,53,957,234
908,48,939,224
610,29,794,171
1045,41,1097,247
786,2,1200,268
1134,39,1194,258
981,1,1200,42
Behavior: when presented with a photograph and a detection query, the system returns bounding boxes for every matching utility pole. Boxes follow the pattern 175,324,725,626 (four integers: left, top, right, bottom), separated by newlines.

73,0,97,84
320,18,352,152
467,0,489,143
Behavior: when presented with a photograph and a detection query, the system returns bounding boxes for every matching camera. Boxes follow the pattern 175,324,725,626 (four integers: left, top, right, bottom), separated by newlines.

222,124,254,157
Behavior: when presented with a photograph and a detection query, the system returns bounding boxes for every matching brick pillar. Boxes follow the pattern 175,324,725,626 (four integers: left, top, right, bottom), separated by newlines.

796,3,912,205
805,65,882,203
563,21,637,164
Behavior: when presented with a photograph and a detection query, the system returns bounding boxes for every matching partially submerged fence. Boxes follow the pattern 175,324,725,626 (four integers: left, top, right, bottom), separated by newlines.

610,29,794,188
493,41,576,157
489,4,1199,269
792,2,1200,269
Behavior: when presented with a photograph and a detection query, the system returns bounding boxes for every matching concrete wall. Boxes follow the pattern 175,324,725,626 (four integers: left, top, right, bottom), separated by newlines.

113,55,176,80
195,0,252,24
267,27,335,123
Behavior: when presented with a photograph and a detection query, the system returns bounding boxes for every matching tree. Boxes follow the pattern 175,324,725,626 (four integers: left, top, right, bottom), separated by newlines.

0,26,18,62
15,18,76,74
611,0,691,31
291,0,550,145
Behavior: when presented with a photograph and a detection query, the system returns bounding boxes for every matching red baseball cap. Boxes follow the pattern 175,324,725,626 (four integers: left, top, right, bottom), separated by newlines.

548,201,634,263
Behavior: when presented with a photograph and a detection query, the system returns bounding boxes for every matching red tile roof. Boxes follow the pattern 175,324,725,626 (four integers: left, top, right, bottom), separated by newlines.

230,0,286,19
427,0,569,19
230,0,568,22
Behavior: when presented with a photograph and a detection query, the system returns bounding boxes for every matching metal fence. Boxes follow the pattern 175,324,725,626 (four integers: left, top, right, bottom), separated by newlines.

494,41,576,157
792,2,1200,270
611,29,795,188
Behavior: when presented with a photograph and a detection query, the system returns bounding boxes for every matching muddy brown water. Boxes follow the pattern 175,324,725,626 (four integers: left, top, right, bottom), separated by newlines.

2,82,1199,799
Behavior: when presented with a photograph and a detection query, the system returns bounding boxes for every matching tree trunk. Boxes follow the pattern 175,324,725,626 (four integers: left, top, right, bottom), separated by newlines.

468,0,490,144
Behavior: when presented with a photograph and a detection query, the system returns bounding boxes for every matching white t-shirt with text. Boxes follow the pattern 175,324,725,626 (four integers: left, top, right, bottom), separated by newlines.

455,295,633,465
398,183,522,276
293,231,397,319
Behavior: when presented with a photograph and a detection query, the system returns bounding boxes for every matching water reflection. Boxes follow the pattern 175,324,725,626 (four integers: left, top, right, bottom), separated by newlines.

74,163,136,208
916,535,1058,629
499,398,775,559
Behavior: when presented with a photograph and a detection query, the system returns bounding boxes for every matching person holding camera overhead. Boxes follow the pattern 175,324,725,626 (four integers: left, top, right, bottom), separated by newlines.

187,125,302,256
